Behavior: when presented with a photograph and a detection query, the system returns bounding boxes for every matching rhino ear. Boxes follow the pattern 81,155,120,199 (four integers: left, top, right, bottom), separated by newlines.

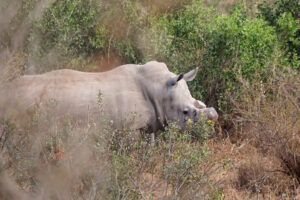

167,73,184,86
183,67,198,82
194,100,206,109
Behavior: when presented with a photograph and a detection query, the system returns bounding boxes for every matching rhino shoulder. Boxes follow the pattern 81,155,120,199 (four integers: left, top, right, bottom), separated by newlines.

138,61,169,75
144,61,168,69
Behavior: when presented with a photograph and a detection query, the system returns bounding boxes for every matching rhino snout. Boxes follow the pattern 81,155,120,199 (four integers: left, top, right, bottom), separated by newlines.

208,107,218,121
198,107,218,122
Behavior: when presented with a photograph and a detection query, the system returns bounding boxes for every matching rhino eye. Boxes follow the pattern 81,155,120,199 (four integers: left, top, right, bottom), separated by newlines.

183,109,188,115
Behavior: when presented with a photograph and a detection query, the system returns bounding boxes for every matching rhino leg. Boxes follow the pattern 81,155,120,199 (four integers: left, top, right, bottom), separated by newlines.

148,133,155,147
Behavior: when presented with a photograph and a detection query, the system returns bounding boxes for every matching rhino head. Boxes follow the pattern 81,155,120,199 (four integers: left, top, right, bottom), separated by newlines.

162,67,218,129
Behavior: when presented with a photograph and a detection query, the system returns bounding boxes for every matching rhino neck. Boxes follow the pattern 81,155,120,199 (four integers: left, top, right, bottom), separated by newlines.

136,62,172,132
149,96,167,132
138,80,167,132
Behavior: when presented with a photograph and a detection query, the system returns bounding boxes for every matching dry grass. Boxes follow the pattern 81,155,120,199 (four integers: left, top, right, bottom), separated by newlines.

207,68,300,199
207,138,298,199
0,52,26,87
0,107,221,200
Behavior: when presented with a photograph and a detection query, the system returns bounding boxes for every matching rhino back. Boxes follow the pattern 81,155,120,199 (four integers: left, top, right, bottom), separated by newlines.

0,66,154,130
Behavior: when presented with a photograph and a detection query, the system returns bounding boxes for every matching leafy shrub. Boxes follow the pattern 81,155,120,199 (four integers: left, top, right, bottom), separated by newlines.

36,0,102,55
258,0,299,27
145,2,280,113
25,0,105,72
201,6,278,110
258,0,300,62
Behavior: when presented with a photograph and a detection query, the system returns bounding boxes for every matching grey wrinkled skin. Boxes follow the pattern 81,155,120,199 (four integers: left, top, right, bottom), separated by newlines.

0,61,218,132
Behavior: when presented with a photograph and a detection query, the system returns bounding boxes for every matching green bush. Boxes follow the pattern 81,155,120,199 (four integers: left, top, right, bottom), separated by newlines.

146,2,281,113
201,6,278,111
258,0,299,26
37,0,102,55
258,0,300,62
25,0,105,72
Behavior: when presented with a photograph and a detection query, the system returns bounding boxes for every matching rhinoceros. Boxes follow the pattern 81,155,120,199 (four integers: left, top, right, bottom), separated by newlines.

0,61,217,136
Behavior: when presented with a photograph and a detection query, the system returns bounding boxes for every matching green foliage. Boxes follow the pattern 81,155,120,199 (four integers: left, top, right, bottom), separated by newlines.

258,0,299,26
202,4,278,86
23,0,107,72
146,1,281,112
35,0,102,56
258,0,300,61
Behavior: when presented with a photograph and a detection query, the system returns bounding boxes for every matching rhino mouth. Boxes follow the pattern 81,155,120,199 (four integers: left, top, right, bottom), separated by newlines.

183,107,218,125
184,107,218,137
198,107,218,122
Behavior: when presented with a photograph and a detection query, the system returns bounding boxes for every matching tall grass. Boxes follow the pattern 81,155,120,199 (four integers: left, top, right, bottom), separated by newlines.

230,66,300,198
0,105,223,199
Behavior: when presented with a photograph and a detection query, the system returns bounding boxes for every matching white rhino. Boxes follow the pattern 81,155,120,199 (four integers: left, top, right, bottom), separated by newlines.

0,61,217,134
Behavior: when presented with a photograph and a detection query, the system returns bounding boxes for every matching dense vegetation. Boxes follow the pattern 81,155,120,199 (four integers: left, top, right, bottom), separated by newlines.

0,0,299,199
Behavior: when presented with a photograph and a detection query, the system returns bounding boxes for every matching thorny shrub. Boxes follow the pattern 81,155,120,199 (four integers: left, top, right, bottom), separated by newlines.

232,67,300,197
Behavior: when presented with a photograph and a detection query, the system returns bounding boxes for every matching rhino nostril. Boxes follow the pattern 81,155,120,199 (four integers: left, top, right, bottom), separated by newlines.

193,109,197,116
